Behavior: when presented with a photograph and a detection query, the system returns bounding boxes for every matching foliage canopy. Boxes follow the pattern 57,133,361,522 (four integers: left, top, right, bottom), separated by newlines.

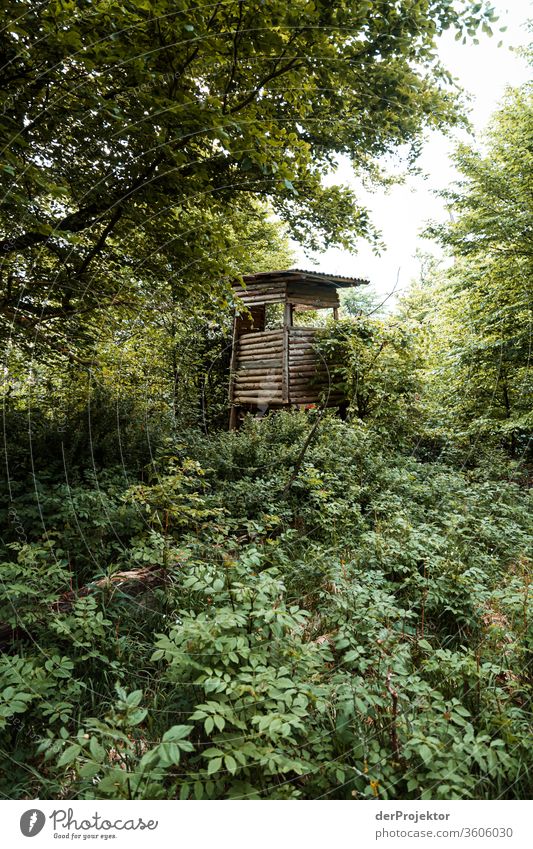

1,0,500,346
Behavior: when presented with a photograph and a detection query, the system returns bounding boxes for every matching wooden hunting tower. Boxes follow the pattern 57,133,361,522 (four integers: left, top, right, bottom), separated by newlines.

229,269,368,428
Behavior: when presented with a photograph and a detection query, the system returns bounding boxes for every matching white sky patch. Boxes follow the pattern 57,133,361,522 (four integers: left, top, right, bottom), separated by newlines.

292,3,531,302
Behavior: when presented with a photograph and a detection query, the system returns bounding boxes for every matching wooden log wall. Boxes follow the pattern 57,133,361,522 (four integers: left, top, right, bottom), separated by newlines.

232,278,339,309
288,328,321,403
288,328,342,404
233,328,285,405
233,278,287,306
232,326,343,407
287,282,340,309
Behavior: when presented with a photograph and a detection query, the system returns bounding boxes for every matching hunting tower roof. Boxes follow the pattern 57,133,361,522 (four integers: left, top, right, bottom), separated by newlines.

241,269,369,288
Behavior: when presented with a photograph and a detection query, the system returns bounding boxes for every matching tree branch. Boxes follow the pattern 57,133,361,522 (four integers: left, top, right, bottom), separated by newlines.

0,154,163,256
230,56,303,115
76,205,123,278
222,2,245,114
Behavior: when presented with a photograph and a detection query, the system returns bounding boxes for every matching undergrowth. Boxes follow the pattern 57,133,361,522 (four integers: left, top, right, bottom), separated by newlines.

1,413,531,799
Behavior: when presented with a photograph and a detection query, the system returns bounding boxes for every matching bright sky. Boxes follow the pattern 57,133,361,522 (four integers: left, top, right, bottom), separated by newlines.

292,2,531,303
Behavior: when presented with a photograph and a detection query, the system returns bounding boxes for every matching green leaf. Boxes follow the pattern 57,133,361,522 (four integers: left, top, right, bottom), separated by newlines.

89,738,106,763
207,757,222,775
126,690,143,707
57,744,82,767
225,754,237,775
79,761,101,779
162,725,193,742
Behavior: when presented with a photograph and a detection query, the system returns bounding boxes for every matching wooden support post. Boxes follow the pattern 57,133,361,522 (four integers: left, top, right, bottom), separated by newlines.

229,404,238,430
282,303,292,404
333,306,339,320
228,314,239,430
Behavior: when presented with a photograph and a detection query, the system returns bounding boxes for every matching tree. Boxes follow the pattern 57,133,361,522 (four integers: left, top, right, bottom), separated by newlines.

426,79,533,455
341,284,387,317
1,0,500,348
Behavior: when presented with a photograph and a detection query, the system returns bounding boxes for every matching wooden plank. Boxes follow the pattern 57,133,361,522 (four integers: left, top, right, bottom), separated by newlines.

235,367,283,376
290,372,320,381
289,367,323,376
236,385,283,392
239,295,285,305
287,296,334,304
289,352,321,359
235,386,283,394
239,329,284,344
239,331,284,341
237,346,283,357
237,359,283,367
290,393,318,400
249,278,286,285
238,359,283,370
290,374,321,383
238,292,285,303
234,281,286,292
287,281,336,293
290,333,315,340
239,353,284,359
237,332,263,344
235,387,283,394
236,374,283,383
288,299,338,308
234,395,284,404
235,371,283,380
237,351,283,361
287,285,337,296
234,389,284,398
241,289,286,299
238,344,283,354
235,377,283,386
238,336,283,348
287,298,338,308
234,288,286,299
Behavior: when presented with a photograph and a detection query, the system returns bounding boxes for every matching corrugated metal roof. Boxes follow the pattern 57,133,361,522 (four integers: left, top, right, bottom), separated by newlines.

240,269,369,288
